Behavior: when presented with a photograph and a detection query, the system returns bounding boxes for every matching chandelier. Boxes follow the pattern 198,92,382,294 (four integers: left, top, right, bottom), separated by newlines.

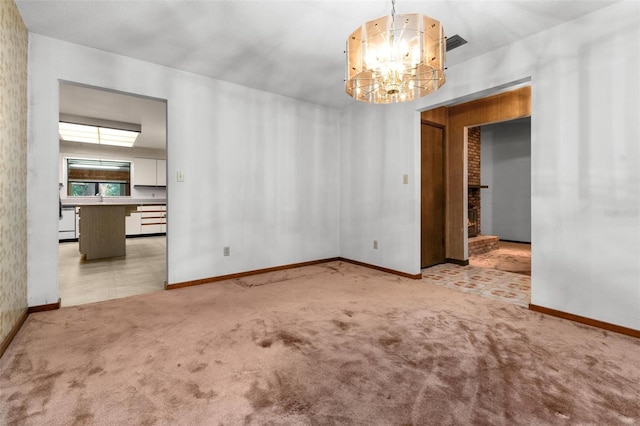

345,0,446,104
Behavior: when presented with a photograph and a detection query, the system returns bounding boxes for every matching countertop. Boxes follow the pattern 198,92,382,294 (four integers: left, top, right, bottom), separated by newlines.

61,197,166,207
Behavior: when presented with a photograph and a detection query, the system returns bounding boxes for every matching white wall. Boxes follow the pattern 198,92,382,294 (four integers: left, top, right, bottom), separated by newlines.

28,35,339,305
339,102,421,274
481,119,531,242
340,2,640,329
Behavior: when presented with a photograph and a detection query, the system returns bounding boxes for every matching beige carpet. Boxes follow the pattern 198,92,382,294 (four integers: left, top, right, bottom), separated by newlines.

469,241,532,276
1,261,639,425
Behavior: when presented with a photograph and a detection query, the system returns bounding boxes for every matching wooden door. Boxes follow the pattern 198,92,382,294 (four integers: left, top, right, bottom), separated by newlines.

421,123,445,268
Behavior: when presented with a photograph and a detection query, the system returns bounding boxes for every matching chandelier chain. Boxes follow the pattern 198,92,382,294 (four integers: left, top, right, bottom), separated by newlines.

391,0,396,26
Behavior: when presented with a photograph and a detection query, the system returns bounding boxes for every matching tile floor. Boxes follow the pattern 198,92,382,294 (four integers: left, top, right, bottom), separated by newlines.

59,236,166,307
469,241,531,276
422,263,531,308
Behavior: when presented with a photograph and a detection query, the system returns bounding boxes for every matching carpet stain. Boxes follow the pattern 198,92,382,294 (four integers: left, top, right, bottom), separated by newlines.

597,390,640,418
186,382,217,400
378,335,402,347
457,320,478,345
30,370,63,401
540,390,575,421
275,331,309,349
87,366,103,375
245,381,274,409
4,370,64,424
258,338,273,348
274,372,311,414
1,351,32,379
338,360,369,388
7,400,33,424
246,371,311,415
67,379,85,390
71,400,94,426
332,319,351,331
585,354,598,367
187,362,208,373
7,391,22,401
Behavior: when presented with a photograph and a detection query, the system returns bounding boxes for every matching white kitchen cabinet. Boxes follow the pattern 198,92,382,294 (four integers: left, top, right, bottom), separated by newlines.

59,207,76,240
125,212,142,236
156,159,166,186
133,158,166,187
133,158,157,186
126,205,166,235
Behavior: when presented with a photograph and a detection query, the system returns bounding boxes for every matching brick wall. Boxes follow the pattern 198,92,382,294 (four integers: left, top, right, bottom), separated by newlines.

468,127,481,187
468,127,481,234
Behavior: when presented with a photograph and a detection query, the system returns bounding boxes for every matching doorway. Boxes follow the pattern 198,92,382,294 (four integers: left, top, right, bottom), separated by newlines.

58,82,168,306
468,117,531,276
419,84,532,307
421,121,446,268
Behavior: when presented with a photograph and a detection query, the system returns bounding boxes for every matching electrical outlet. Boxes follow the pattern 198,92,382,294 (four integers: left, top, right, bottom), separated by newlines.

177,171,185,182
373,240,378,249
223,246,230,256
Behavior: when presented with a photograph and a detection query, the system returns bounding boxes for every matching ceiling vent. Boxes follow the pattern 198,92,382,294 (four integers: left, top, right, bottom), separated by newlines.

446,34,467,52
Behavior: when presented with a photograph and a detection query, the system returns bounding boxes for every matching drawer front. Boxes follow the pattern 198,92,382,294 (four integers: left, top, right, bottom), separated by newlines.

59,230,76,240
138,205,166,212
141,224,163,234
140,212,166,219
141,217,166,225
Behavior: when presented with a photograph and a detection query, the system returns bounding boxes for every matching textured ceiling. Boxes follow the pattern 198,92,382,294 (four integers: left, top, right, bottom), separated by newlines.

18,0,617,110
59,83,167,150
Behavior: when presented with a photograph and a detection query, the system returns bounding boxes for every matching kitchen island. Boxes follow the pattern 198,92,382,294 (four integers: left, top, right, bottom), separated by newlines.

60,198,167,259
78,204,139,260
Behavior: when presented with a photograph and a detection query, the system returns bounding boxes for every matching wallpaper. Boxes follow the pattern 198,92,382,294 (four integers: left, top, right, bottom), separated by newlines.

0,0,28,347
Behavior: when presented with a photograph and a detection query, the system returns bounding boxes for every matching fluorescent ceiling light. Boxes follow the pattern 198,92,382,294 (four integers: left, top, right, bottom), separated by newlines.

59,122,140,147
68,164,120,170
67,158,130,171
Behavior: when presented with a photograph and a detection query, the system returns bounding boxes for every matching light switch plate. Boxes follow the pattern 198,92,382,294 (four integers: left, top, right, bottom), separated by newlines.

403,174,408,184
177,171,185,182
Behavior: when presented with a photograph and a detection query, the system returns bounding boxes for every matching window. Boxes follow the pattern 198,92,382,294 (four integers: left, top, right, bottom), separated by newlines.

67,159,131,197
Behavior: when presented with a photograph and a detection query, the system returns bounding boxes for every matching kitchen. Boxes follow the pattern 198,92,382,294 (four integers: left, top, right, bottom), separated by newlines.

58,82,168,306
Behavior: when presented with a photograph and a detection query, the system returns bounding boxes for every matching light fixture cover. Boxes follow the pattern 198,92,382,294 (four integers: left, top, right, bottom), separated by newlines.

346,13,446,103
59,122,140,147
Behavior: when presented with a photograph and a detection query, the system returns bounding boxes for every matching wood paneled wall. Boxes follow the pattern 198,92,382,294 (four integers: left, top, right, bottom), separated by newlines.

421,106,448,127
421,86,531,261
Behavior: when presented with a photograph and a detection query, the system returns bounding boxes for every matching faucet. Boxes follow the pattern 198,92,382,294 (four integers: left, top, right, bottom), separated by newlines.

95,193,103,202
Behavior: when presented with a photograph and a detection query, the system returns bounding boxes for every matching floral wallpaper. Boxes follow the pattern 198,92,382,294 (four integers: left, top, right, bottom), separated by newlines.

0,0,28,348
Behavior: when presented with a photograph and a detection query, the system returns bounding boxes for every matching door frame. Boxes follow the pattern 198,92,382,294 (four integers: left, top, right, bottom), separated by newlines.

56,81,169,306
